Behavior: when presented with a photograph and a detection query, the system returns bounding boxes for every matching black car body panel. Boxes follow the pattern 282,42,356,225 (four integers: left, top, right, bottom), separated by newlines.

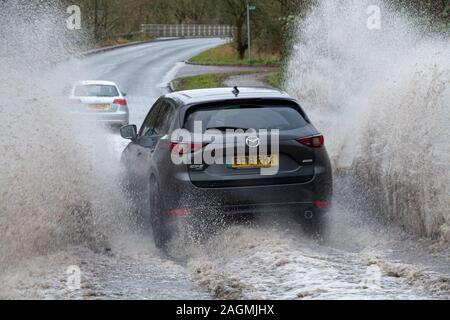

121,88,333,242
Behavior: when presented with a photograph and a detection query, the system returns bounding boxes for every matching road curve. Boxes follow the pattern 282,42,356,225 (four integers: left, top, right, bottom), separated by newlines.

75,38,226,125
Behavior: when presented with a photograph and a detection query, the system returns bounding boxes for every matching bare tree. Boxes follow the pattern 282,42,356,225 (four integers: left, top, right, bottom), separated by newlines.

222,0,248,59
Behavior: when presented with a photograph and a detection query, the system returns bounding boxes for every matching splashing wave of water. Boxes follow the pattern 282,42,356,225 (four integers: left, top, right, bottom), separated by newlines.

0,1,132,267
285,0,450,240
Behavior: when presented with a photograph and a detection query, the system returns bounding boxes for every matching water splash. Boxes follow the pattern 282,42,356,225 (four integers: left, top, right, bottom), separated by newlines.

285,0,450,240
0,1,133,267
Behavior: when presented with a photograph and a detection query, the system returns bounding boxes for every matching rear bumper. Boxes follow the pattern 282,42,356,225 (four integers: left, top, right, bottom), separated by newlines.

70,111,129,125
157,146,333,218
188,201,318,215
164,201,330,235
161,172,332,217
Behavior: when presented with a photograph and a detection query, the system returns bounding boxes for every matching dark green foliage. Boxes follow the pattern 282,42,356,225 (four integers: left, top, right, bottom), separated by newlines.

64,1,448,52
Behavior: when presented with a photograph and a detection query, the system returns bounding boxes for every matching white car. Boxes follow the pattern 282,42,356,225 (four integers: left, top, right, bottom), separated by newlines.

69,80,129,127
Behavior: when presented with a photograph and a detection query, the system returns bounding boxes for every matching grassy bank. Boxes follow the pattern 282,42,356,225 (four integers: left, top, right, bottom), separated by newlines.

172,71,263,91
189,43,281,67
172,73,229,91
266,72,283,89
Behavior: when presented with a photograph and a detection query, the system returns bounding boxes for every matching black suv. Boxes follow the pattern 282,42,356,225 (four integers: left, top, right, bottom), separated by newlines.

121,87,332,248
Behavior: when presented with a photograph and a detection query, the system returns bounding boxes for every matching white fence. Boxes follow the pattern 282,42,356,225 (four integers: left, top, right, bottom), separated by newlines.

141,24,235,38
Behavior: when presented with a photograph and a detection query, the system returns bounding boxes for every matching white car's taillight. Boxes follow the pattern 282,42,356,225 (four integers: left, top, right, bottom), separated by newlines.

113,98,128,111
113,98,127,106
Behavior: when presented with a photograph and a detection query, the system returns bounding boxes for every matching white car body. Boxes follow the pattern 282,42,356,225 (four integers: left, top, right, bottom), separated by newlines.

69,80,129,127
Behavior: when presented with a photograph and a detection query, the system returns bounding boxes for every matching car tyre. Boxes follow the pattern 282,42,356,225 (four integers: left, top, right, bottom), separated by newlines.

149,181,171,249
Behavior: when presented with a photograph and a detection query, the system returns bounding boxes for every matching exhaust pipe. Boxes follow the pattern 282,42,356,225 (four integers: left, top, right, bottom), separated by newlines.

304,210,314,220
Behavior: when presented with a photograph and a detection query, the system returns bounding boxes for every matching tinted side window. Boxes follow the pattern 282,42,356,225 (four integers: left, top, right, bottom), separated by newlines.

140,100,163,136
155,101,176,135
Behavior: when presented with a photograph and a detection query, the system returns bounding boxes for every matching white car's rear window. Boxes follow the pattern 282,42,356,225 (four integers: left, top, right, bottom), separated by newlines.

74,85,119,97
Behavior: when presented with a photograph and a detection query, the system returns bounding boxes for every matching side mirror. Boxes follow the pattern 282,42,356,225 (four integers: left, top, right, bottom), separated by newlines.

122,92,127,97
120,125,137,140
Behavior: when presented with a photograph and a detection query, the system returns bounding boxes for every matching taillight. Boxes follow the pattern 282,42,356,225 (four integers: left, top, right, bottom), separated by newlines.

314,200,330,209
297,135,324,148
168,208,191,217
169,142,207,155
113,98,127,106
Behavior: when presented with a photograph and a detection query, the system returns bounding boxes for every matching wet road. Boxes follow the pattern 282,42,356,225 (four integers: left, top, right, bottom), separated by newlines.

71,38,226,300
1,38,225,300
73,38,226,126
1,38,449,300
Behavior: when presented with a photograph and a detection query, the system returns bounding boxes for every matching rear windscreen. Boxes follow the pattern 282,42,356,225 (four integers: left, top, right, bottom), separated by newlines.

185,103,309,132
74,85,119,97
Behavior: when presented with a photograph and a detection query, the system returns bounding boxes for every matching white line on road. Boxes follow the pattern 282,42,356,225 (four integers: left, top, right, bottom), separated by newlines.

158,62,186,89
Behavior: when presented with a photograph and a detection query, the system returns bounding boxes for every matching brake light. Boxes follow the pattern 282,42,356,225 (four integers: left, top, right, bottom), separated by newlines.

169,142,207,155
168,208,191,217
297,135,324,148
113,98,127,106
314,200,330,209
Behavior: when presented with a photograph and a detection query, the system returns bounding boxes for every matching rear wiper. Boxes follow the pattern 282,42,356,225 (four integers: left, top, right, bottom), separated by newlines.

206,126,249,132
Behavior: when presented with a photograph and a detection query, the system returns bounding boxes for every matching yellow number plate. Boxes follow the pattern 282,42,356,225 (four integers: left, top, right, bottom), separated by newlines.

88,103,109,110
232,155,279,169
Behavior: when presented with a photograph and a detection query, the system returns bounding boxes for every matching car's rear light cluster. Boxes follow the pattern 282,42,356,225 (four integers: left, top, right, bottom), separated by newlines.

297,135,324,148
314,200,330,209
168,208,191,217
169,142,207,155
113,98,127,106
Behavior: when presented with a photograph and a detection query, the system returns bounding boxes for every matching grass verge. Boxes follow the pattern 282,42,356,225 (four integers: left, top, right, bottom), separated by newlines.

189,43,281,67
266,72,283,89
172,71,261,91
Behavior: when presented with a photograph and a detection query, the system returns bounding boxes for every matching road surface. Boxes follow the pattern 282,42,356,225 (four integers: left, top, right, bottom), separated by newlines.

75,38,227,126
1,38,449,300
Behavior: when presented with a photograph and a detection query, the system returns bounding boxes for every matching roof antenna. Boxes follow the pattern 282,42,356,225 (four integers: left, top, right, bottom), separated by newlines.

232,86,240,97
